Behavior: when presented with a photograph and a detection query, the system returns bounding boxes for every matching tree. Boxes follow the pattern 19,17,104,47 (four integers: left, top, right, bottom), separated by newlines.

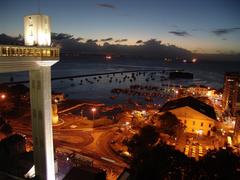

126,126,240,180
126,125,159,160
158,112,185,137
191,148,240,179
139,125,159,146
128,141,193,180
0,123,13,136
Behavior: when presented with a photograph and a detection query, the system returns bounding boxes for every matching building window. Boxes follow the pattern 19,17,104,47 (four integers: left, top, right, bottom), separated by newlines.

184,120,186,124
201,122,204,127
192,129,194,132
193,121,195,125
209,124,212,128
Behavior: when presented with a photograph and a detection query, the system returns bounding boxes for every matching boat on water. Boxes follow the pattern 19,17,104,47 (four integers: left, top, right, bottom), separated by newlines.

164,58,172,63
183,58,197,63
105,55,112,60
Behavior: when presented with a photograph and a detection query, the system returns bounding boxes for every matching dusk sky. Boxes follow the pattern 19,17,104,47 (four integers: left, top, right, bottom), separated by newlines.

1,0,240,54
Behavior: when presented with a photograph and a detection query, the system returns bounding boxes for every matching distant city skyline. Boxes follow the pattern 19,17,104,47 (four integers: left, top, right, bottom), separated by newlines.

1,0,240,54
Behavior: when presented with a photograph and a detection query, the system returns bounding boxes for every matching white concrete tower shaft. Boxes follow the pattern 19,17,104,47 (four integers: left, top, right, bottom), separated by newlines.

29,65,55,180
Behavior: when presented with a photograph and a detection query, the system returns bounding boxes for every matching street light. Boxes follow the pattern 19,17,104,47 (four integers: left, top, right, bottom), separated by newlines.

91,108,96,120
1,94,6,100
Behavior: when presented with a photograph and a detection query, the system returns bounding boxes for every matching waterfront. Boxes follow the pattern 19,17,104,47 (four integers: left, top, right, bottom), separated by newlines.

1,58,240,104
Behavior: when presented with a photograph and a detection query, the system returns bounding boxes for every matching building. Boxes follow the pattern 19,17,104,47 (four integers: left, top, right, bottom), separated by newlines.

0,134,26,159
160,96,217,136
24,14,51,46
117,168,131,180
0,13,59,180
234,114,240,144
63,166,106,180
222,72,240,116
52,103,59,124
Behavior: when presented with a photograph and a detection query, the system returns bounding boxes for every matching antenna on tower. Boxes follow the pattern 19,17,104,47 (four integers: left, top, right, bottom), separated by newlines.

38,0,41,14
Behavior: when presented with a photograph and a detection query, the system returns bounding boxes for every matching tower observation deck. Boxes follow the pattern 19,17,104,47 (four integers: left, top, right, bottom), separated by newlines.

0,14,59,180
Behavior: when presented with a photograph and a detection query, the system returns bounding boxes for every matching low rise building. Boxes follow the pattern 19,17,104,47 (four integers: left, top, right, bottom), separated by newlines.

160,96,217,136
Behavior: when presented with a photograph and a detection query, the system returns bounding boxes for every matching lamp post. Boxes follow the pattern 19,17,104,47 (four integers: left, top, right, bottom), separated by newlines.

91,108,96,120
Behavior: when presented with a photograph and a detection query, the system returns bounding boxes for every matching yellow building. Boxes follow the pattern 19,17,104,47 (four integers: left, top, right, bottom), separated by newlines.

234,115,240,144
160,96,216,136
52,103,59,124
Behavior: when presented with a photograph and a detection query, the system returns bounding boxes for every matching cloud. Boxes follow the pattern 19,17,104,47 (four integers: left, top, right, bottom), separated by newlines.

143,39,162,46
86,39,98,43
76,37,84,42
212,27,240,36
0,33,23,45
191,28,204,31
216,50,222,53
169,25,178,28
97,3,116,9
0,33,192,59
51,33,74,40
136,40,143,44
101,38,113,42
115,39,128,43
169,31,190,36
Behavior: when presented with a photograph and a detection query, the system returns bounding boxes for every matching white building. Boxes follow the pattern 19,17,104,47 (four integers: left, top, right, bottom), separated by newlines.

0,13,59,180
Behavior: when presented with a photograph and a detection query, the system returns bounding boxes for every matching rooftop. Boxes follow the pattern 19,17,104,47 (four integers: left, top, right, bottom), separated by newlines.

225,72,240,77
160,96,217,120
63,166,106,180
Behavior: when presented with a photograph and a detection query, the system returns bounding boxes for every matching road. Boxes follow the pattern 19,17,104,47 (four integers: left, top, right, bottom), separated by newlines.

8,116,128,179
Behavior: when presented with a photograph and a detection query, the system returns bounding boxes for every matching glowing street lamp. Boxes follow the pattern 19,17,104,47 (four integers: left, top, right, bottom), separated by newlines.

1,94,6,100
91,108,96,120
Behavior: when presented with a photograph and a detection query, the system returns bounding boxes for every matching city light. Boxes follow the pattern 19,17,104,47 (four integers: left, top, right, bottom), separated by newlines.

192,58,197,63
207,91,211,97
196,130,203,135
91,108,96,120
1,94,6,99
106,55,112,60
